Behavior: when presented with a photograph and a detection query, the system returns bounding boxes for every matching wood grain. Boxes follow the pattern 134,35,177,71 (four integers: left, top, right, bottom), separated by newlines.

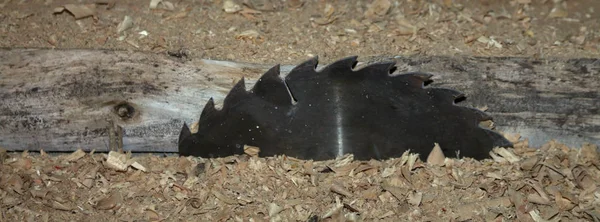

0,48,598,152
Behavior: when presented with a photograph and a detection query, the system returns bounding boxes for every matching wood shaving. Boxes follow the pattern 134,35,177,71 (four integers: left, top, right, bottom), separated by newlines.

0,139,592,220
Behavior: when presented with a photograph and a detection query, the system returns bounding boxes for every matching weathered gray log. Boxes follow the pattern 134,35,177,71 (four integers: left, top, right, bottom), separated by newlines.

0,48,598,153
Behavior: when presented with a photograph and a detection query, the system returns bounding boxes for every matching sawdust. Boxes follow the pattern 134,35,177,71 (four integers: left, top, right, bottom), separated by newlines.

1,0,600,221
0,0,598,64
1,138,599,221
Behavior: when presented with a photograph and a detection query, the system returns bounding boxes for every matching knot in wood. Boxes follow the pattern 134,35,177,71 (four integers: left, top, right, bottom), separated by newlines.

114,103,135,119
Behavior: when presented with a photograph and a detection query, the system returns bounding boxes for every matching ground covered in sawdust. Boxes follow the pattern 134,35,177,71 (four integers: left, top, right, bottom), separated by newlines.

2,0,600,221
1,0,599,64
1,138,600,221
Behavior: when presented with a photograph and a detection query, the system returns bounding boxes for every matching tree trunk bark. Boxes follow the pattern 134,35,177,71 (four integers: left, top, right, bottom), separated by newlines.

1,48,598,152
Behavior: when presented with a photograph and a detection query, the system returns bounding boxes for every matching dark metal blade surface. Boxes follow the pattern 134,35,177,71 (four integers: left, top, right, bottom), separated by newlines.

178,56,512,160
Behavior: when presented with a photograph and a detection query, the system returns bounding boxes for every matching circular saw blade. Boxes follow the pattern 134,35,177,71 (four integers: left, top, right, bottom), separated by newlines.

178,56,513,160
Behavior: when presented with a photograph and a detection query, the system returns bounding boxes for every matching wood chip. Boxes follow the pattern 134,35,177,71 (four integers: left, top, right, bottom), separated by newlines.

547,4,568,18
47,200,73,211
364,0,391,19
407,191,422,206
54,4,95,19
116,16,133,34
454,197,512,221
243,145,260,157
268,203,284,216
223,0,242,13
95,194,119,210
381,183,408,201
105,151,128,171
426,143,445,166
130,161,147,172
330,183,352,197
149,0,162,9
212,190,238,205
492,147,521,163
580,143,599,164
65,149,86,162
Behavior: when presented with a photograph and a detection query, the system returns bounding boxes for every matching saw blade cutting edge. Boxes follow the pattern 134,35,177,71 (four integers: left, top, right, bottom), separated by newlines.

178,56,513,161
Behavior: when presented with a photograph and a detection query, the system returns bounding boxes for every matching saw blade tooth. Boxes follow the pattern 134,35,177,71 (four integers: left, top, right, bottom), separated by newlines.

284,57,320,102
252,64,281,89
199,98,218,123
178,122,193,155
222,78,248,109
389,72,430,88
251,64,294,105
358,61,396,77
319,55,359,73
288,56,319,74
485,129,514,148
263,64,281,78
427,88,466,104
464,106,493,122
395,72,434,87
411,72,434,82
179,123,191,142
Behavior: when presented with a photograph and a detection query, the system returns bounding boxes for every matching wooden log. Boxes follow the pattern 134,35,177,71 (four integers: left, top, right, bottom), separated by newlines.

0,48,598,153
